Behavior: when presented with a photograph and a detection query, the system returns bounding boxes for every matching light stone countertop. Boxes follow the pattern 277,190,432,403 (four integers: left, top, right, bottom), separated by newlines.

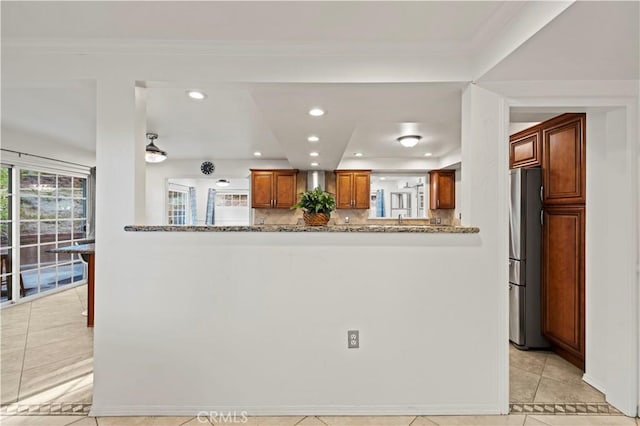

124,225,479,233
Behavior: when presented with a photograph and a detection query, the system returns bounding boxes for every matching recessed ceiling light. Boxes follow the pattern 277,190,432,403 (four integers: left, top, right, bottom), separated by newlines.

253,151,262,157
354,152,363,157
397,135,422,148
310,162,319,167
307,135,320,142
380,177,386,181
424,152,433,157
186,90,207,100
309,108,325,117
309,152,319,157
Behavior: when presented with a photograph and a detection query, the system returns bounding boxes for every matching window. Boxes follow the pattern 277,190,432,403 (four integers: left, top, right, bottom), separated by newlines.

215,193,248,207
18,170,87,297
1,166,13,302
167,188,189,225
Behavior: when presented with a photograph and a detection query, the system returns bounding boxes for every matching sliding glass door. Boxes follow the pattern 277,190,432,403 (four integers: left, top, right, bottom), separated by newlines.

1,165,89,304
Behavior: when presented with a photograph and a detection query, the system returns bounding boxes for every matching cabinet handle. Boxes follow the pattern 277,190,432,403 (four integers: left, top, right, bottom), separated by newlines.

437,199,440,208
540,186,544,202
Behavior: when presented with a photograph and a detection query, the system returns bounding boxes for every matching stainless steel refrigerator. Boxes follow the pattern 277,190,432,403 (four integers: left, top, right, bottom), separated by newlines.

509,168,549,349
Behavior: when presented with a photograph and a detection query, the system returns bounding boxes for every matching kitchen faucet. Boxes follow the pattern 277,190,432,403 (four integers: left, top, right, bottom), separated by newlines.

398,214,403,225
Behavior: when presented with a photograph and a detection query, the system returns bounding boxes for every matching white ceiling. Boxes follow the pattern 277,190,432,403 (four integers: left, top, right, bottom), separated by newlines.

1,1,637,171
1,1,510,45
480,1,639,81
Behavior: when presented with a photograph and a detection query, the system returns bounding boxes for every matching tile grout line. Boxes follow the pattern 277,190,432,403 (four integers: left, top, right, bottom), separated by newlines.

178,416,196,426
531,353,549,403
315,416,329,426
407,415,420,426
15,300,33,403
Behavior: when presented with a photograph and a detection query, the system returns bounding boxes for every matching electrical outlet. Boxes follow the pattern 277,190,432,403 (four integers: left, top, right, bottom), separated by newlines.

348,330,359,349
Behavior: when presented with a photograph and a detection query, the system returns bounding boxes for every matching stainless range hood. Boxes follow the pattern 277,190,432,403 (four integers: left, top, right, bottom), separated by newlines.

307,170,326,191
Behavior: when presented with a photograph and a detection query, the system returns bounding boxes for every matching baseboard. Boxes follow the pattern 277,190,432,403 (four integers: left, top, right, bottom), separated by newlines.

89,404,501,417
582,374,606,394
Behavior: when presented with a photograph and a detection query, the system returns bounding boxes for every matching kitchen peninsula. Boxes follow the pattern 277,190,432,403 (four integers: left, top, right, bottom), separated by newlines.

124,224,479,233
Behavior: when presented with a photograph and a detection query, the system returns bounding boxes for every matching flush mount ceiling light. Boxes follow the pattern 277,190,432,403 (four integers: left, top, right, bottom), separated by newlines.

307,135,320,142
308,108,325,117
354,152,363,157
216,179,230,187
186,90,207,100
145,133,168,163
397,135,422,148
310,162,319,167
253,151,262,157
424,152,433,157
380,177,386,180
309,152,319,157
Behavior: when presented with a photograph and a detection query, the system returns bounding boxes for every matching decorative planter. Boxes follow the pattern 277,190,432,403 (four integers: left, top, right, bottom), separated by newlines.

303,212,330,226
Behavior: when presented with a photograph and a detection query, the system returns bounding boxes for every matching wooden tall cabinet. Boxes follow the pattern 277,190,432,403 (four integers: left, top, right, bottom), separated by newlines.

429,170,455,209
335,170,370,209
542,114,586,205
250,169,298,209
542,205,585,368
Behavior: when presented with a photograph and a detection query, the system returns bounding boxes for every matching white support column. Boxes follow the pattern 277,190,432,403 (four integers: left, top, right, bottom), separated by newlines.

95,80,146,243
93,79,146,409
460,83,510,413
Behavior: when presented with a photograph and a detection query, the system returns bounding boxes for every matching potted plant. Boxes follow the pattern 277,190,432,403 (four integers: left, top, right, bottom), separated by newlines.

292,187,336,226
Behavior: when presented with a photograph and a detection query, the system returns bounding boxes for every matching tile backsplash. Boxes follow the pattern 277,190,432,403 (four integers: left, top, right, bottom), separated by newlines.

252,208,458,225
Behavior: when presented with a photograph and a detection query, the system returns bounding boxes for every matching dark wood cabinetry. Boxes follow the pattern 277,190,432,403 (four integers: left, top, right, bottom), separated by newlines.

542,205,585,369
542,114,586,205
250,169,298,209
335,170,370,209
429,170,455,209
510,128,542,168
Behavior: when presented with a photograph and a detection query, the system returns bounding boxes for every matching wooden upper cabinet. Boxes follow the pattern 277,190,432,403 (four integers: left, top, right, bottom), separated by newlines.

335,170,370,209
250,169,298,209
510,128,542,169
542,113,586,205
542,205,585,369
429,170,455,209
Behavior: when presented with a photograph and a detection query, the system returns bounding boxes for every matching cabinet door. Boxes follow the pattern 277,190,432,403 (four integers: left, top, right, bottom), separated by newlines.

274,172,297,208
543,114,586,204
542,206,585,369
510,130,541,168
352,172,370,209
251,171,274,208
335,172,353,209
429,171,455,209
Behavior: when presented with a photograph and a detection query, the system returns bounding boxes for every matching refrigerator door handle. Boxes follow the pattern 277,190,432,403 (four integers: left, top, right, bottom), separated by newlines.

540,185,544,202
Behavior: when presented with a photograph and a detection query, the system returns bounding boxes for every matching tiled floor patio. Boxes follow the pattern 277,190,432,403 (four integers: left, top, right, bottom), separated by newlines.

1,286,638,425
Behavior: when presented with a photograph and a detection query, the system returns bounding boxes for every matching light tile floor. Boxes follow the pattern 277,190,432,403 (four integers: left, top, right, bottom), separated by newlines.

2,287,638,425
509,344,605,404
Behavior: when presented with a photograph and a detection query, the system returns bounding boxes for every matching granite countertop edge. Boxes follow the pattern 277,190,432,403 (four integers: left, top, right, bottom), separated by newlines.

124,225,480,234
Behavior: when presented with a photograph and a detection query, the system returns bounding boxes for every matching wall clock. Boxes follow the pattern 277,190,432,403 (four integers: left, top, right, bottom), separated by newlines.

200,161,215,175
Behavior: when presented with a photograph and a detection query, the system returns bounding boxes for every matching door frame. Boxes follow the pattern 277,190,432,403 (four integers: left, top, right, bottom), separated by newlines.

502,96,639,416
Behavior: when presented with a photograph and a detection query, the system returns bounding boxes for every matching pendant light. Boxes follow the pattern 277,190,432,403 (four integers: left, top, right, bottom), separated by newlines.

145,133,168,163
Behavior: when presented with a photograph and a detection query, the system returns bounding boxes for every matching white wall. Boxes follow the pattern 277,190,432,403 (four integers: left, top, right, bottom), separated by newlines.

1,126,96,167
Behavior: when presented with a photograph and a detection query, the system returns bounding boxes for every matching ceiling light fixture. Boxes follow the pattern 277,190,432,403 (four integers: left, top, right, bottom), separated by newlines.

397,135,422,148
354,152,363,157
307,135,320,142
145,133,168,163
216,179,230,187
253,151,262,157
310,162,319,167
380,177,386,181
187,90,207,100
309,108,325,117
309,152,319,157
424,152,433,157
